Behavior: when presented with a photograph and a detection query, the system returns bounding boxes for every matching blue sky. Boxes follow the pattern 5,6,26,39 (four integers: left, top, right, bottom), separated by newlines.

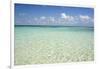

15,4,94,27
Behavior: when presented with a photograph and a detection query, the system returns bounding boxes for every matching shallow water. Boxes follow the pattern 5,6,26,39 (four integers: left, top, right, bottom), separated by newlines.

14,26,94,65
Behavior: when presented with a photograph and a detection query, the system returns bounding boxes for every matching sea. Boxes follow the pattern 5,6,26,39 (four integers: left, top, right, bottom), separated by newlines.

14,25,94,65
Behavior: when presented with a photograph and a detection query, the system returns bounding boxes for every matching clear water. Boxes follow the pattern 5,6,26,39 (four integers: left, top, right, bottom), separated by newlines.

14,26,94,65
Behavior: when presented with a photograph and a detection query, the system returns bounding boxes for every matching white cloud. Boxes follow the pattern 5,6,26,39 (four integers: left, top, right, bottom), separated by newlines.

34,17,38,21
40,16,46,20
69,16,74,21
61,13,74,21
25,14,93,25
18,13,27,16
61,13,67,19
79,15,92,23
49,17,55,22
79,15,90,20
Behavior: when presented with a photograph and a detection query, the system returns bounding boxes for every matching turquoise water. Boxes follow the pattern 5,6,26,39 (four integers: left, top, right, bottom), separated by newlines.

14,26,94,65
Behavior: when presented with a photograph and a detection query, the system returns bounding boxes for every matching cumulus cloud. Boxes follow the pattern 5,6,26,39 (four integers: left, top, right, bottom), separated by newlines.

34,17,38,21
40,16,46,20
79,15,92,23
61,13,68,19
79,15,90,20
17,13,93,26
18,13,27,16
49,17,55,22
61,13,72,20
61,13,74,21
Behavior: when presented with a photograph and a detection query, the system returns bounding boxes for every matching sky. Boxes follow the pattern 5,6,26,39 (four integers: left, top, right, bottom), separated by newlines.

15,4,94,27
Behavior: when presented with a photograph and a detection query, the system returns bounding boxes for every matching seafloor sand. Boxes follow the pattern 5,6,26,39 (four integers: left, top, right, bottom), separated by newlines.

14,26,94,65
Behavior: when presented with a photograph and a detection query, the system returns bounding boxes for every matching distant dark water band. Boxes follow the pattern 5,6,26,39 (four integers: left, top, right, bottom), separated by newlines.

15,25,94,28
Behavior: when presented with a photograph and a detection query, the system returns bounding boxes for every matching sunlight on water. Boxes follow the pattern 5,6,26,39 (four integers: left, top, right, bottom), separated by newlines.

14,26,94,65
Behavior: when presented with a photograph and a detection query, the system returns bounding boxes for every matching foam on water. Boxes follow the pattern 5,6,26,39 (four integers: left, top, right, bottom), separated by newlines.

14,26,94,65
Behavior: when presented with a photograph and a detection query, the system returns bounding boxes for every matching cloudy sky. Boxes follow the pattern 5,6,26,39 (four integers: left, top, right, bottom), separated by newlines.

15,4,94,27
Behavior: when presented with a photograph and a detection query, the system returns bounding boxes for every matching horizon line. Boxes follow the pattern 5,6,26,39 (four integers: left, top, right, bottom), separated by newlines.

15,25,94,28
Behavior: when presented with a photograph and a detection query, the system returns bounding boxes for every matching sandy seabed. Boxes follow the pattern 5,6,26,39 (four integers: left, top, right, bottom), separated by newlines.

14,27,94,65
